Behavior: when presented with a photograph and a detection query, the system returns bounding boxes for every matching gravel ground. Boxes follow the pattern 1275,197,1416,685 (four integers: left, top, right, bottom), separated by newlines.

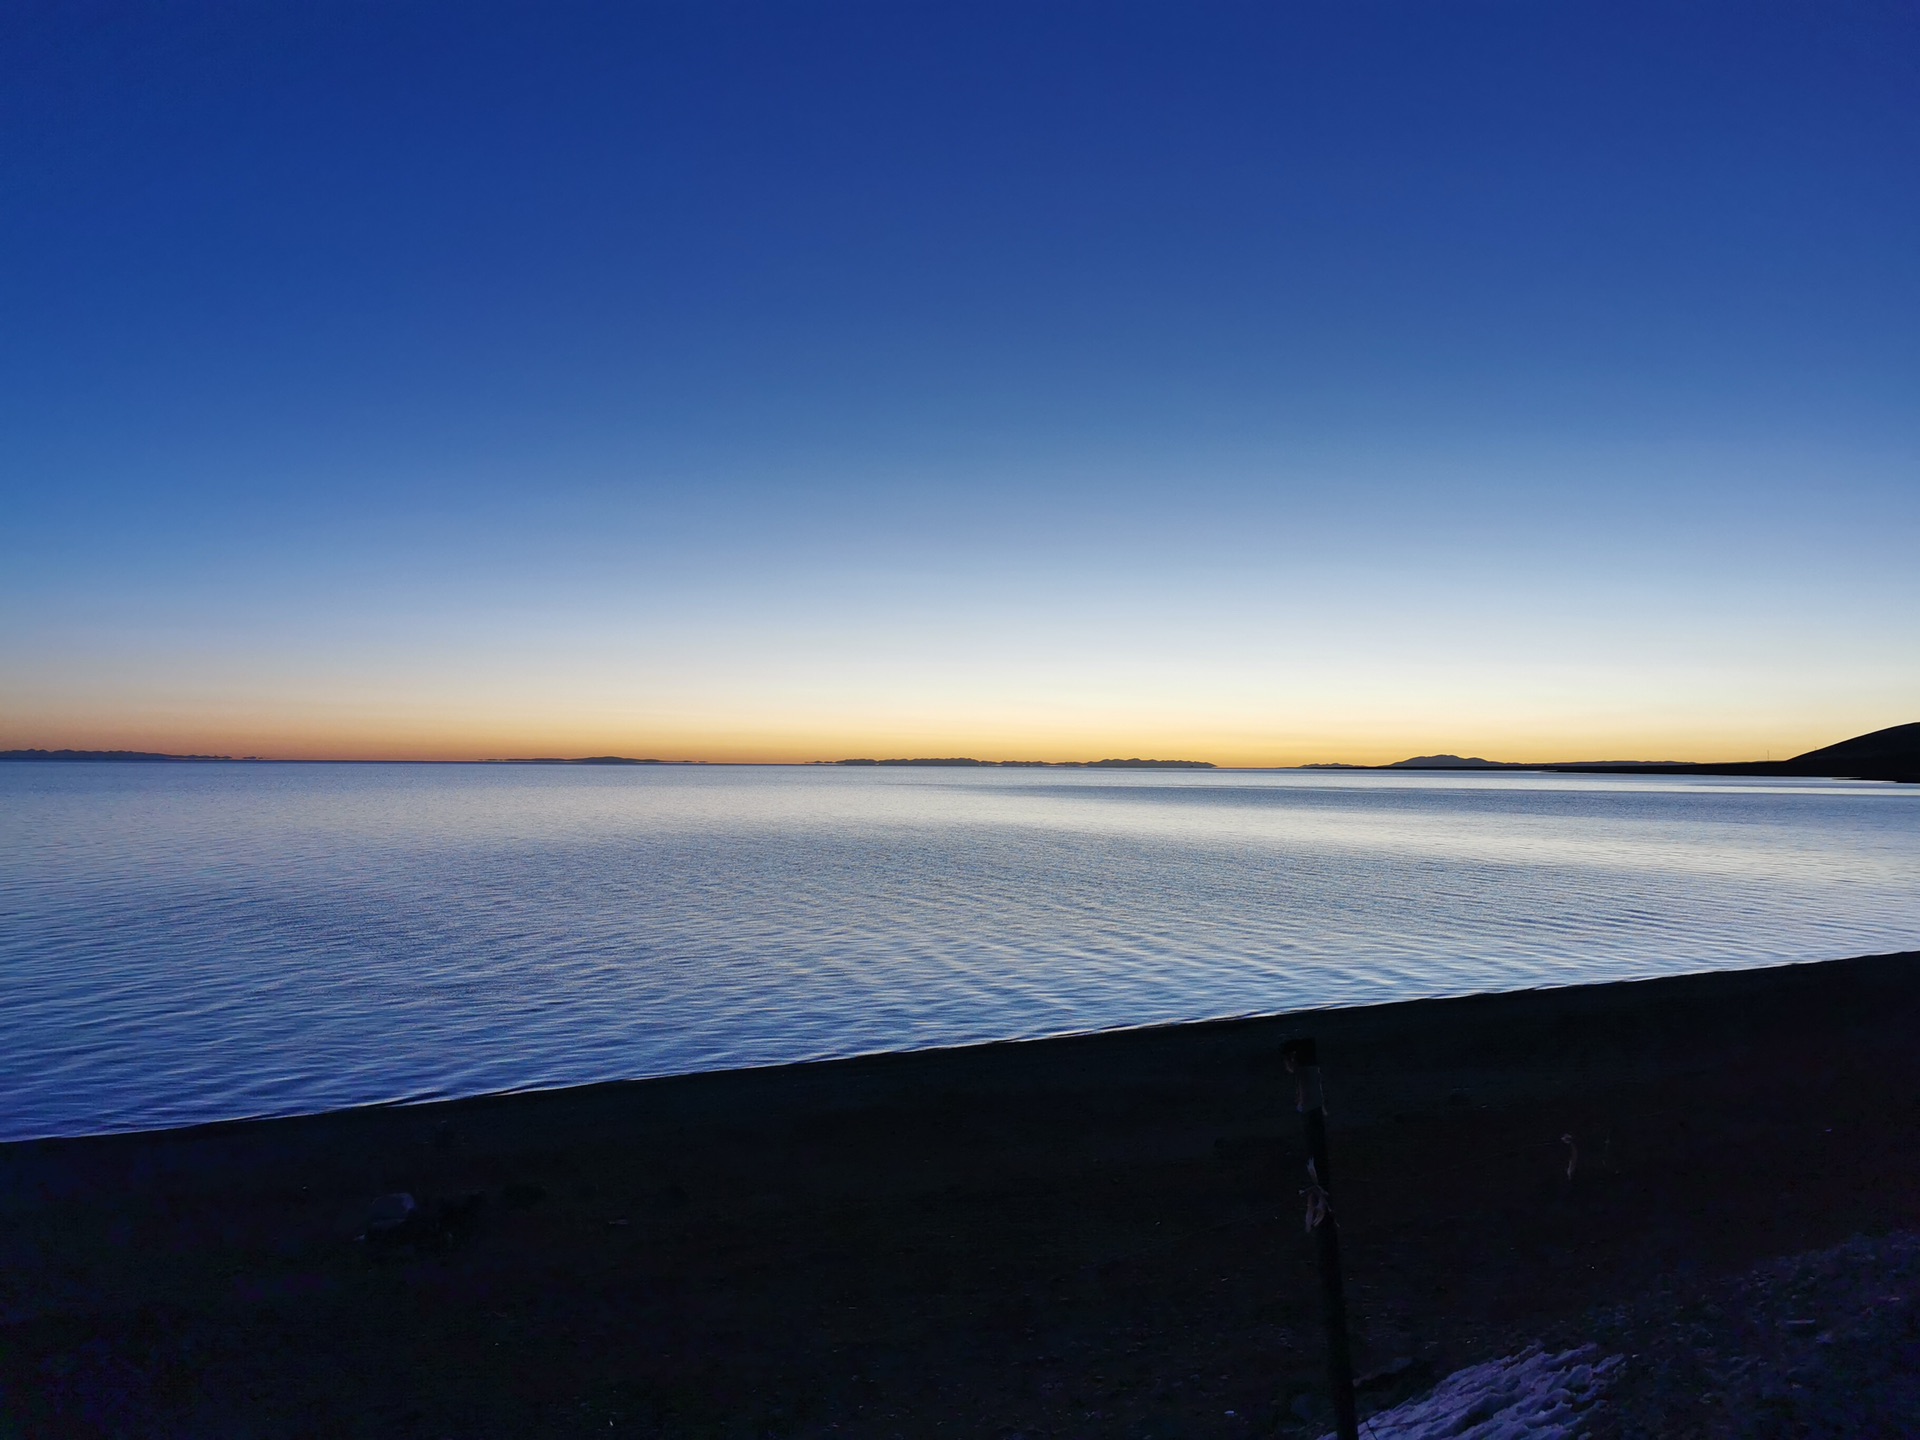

1327,1230,1920,1439
1526,1229,1920,1439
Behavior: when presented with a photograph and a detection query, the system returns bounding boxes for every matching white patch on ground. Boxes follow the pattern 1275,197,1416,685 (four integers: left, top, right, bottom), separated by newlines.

1321,1344,1623,1440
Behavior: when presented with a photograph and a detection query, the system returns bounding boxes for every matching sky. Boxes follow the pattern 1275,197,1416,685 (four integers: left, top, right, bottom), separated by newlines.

2,1,1916,765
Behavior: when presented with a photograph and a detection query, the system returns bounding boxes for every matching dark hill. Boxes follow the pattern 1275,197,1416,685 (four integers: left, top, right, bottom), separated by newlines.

1547,722,1919,785
1783,721,1920,781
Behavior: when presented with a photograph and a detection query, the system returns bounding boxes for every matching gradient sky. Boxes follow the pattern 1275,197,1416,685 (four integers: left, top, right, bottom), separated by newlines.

3,1,1916,764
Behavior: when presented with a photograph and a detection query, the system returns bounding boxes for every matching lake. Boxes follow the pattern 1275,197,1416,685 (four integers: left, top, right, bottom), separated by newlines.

3,762,1916,1140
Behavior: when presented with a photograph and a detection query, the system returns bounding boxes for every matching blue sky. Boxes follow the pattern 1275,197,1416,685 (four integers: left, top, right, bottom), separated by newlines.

3,1,1916,761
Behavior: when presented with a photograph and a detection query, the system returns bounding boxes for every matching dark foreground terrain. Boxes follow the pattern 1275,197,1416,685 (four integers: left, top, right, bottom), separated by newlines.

5,951,1919,1438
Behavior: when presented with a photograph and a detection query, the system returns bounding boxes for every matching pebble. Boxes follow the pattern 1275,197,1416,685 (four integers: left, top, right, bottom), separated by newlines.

367,1192,416,1232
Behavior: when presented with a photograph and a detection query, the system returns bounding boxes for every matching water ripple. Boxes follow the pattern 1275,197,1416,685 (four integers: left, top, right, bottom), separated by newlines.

2,763,1917,1139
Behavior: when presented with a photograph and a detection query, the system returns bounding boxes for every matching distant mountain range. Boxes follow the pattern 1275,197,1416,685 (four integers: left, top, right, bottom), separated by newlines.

830,758,1216,769
0,750,1208,770
0,748,239,762
0,751,668,765
5,724,1912,781
479,756,665,765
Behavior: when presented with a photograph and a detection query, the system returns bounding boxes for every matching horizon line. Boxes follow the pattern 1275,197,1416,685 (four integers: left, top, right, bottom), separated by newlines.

0,745,1847,772
6,722,1910,772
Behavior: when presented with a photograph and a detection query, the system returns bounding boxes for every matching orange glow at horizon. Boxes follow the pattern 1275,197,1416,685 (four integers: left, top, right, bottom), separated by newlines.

2,711,1888,768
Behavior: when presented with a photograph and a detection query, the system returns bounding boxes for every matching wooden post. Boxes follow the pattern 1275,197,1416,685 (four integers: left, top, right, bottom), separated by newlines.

1283,1037,1358,1440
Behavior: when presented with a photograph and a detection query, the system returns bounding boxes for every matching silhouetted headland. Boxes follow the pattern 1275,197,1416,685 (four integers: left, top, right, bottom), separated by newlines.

1550,720,1919,785
1310,722,1919,785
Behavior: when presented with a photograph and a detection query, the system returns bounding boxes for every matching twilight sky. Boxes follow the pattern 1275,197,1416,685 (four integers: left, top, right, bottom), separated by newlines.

3,1,1916,764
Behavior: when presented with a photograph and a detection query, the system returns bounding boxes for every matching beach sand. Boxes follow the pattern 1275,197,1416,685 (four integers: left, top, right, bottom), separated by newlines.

4,950,1918,1437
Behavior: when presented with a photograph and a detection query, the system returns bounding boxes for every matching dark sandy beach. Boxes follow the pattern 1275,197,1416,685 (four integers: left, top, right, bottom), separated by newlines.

5,951,1918,1438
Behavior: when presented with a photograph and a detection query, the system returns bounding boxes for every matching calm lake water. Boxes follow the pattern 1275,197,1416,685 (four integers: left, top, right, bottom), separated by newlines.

3,762,1917,1140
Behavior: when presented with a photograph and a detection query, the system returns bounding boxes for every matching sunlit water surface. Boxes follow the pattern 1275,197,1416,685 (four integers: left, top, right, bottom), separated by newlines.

2,763,1916,1140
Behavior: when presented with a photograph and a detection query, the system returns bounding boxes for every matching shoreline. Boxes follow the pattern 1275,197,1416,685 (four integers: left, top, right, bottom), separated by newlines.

6,950,1919,1435
7,948,1903,1148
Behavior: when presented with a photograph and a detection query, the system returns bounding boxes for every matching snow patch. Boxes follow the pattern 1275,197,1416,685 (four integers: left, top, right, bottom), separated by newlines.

1320,1344,1623,1440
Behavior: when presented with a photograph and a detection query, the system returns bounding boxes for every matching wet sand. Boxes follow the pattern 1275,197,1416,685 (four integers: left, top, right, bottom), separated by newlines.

4,950,1918,1437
